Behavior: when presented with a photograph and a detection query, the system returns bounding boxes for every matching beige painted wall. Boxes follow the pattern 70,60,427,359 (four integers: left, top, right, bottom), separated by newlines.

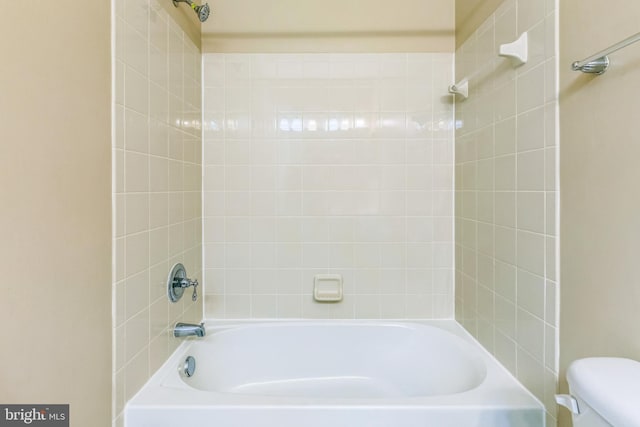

559,0,640,426
201,0,454,52
0,1,111,426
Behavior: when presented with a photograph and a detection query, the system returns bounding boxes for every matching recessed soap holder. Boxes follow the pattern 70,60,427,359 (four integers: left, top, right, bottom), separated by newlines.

314,274,343,302
167,263,199,303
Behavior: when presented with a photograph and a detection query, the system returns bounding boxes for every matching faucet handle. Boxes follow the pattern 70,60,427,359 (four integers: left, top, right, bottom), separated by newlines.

178,277,199,301
191,279,198,301
179,278,197,288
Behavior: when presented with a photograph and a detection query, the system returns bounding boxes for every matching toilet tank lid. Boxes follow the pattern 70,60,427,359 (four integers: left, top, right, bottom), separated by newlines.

567,357,640,426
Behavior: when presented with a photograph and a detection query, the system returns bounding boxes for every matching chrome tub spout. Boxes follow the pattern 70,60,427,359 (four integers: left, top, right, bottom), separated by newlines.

174,322,206,338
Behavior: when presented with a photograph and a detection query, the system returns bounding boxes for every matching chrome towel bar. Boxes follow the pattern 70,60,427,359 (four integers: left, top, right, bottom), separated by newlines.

572,31,640,75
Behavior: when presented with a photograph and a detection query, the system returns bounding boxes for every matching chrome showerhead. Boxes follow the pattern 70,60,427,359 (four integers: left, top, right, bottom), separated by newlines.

194,3,210,22
172,0,210,22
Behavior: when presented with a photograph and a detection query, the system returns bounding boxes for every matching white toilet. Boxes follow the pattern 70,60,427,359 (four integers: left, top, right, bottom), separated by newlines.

556,357,640,427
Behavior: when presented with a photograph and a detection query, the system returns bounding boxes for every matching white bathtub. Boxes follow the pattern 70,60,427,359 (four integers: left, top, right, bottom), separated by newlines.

126,320,544,427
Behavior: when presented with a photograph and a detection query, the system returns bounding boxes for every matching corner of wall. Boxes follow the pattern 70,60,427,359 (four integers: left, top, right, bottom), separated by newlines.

154,0,202,50
454,0,560,424
455,0,505,48
112,0,203,424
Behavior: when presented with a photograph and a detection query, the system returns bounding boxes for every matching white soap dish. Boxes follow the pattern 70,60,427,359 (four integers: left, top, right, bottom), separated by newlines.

313,274,343,302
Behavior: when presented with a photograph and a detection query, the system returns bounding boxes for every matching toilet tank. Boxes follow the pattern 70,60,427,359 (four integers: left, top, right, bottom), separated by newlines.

564,358,640,427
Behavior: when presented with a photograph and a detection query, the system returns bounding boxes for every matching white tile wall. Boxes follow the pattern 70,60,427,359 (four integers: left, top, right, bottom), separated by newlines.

112,0,202,425
202,53,455,320
454,0,558,424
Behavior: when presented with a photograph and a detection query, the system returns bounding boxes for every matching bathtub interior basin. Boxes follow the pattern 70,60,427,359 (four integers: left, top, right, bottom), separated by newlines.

127,320,544,427
183,322,487,398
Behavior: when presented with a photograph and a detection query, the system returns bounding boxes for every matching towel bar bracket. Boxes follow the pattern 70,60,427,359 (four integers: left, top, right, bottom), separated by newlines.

572,31,640,75
572,56,610,74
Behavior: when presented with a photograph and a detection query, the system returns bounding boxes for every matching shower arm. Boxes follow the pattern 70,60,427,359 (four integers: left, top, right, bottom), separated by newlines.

172,0,194,8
